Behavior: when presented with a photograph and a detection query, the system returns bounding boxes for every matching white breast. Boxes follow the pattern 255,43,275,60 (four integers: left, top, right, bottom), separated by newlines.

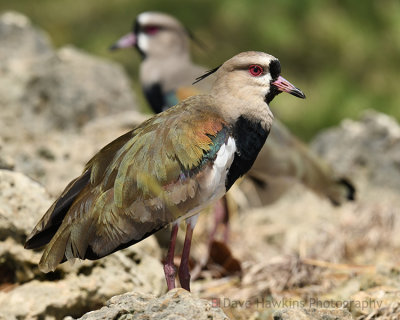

213,136,237,179
186,137,236,218
176,137,237,224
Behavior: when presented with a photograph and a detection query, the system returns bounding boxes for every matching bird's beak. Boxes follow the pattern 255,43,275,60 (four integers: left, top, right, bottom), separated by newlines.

271,76,306,99
109,32,136,51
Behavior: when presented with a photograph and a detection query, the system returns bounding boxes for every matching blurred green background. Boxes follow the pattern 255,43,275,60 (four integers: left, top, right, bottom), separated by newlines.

1,0,399,140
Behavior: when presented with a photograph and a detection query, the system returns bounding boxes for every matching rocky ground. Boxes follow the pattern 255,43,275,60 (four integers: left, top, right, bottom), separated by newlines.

1,11,400,320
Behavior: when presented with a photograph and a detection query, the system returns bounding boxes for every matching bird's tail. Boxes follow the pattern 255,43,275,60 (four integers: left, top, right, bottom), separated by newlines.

248,120,356,206
38,218,92,273
324,177,356,206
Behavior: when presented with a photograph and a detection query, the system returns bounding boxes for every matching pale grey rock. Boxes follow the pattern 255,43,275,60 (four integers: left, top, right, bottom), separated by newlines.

23,45,137,130
0,11,54,135
0,11,52,61
273,308,353,320
0,239,165,320
0,170,50,287
0,237,41,283
0,279,87,320
0,169,52,242
0,140,14,170
0,11,138,135
312,110,400,191
73,288,228,320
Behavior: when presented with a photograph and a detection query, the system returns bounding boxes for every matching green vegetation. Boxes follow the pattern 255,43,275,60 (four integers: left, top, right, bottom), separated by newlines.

1,0,399,140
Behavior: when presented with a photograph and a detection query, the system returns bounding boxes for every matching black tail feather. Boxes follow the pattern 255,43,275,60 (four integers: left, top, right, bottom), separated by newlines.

24,170,91,250
337,177,356,201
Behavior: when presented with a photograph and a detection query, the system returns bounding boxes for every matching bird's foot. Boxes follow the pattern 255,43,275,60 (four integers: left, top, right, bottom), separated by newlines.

178,263,191,291
164,263,177,290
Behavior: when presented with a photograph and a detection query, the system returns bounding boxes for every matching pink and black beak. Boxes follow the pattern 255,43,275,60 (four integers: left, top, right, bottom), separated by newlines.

109,32,137,51
271,76,306,99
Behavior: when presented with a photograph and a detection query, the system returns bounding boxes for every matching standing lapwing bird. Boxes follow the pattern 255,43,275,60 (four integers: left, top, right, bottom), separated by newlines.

110,12,355,209
25,51,305,291
110,11,209,114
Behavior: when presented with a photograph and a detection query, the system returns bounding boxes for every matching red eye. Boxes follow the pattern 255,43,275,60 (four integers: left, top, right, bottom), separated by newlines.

249,65,263,76
144,26,159,35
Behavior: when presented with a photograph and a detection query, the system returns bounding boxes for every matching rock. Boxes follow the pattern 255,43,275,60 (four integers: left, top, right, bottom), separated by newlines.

0,11,54,136
0,11,52,62
0,169,52,243
0,237,165,320
0,279,89,320
350,286,400,319
0,139,14,170
23,45,137,130
0,170,50,287
273,308,353,320
311,110,400,191
0,237,41,284
0,10,138,135
72,288,228,320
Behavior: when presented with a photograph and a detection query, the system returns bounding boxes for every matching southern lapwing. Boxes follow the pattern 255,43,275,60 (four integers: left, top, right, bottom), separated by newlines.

25,51,305,291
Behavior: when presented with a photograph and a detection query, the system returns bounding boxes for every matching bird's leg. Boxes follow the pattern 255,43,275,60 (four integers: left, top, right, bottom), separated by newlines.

209,196,230,246
163,222,179,291
178,214,199,291
191,197,230,281
221,196,230,243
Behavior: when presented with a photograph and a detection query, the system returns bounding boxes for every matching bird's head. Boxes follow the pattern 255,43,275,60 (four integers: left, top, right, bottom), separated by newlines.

194,51,305,127
110,11,190,59
208,51,305,105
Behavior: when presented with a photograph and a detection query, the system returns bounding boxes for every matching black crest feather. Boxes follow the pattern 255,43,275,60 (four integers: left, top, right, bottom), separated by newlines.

185,27,208,51
193,65,221,85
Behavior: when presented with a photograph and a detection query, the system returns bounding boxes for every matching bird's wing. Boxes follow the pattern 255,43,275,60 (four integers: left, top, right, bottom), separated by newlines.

27,98,232,272
164,86,202,109
248,119,355,205
24,131,135,250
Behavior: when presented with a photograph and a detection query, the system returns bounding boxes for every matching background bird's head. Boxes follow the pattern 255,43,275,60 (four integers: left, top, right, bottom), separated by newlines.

207,51,305,108
110,11,190,60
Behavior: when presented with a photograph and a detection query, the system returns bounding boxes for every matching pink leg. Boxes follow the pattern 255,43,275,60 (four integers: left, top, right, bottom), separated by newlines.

163,222,179,291
178,214,198,291
209,196,230,246
191,197,230,281
222,196,230,243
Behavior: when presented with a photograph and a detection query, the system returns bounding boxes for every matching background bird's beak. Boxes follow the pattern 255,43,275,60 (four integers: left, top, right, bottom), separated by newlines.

271,76,306,99
109,32,136,50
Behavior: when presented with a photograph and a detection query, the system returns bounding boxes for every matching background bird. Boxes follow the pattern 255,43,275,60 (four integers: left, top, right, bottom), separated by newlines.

110,12,355,249
25,51,305,291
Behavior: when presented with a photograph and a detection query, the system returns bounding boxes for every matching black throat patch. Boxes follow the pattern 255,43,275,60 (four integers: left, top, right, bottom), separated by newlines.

226,116,270,190
265,59,282,104
143,83,165,114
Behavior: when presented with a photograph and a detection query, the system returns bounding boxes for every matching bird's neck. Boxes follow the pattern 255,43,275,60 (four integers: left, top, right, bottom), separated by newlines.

225,114,271,191
211,92,274,134
140,54,192,87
